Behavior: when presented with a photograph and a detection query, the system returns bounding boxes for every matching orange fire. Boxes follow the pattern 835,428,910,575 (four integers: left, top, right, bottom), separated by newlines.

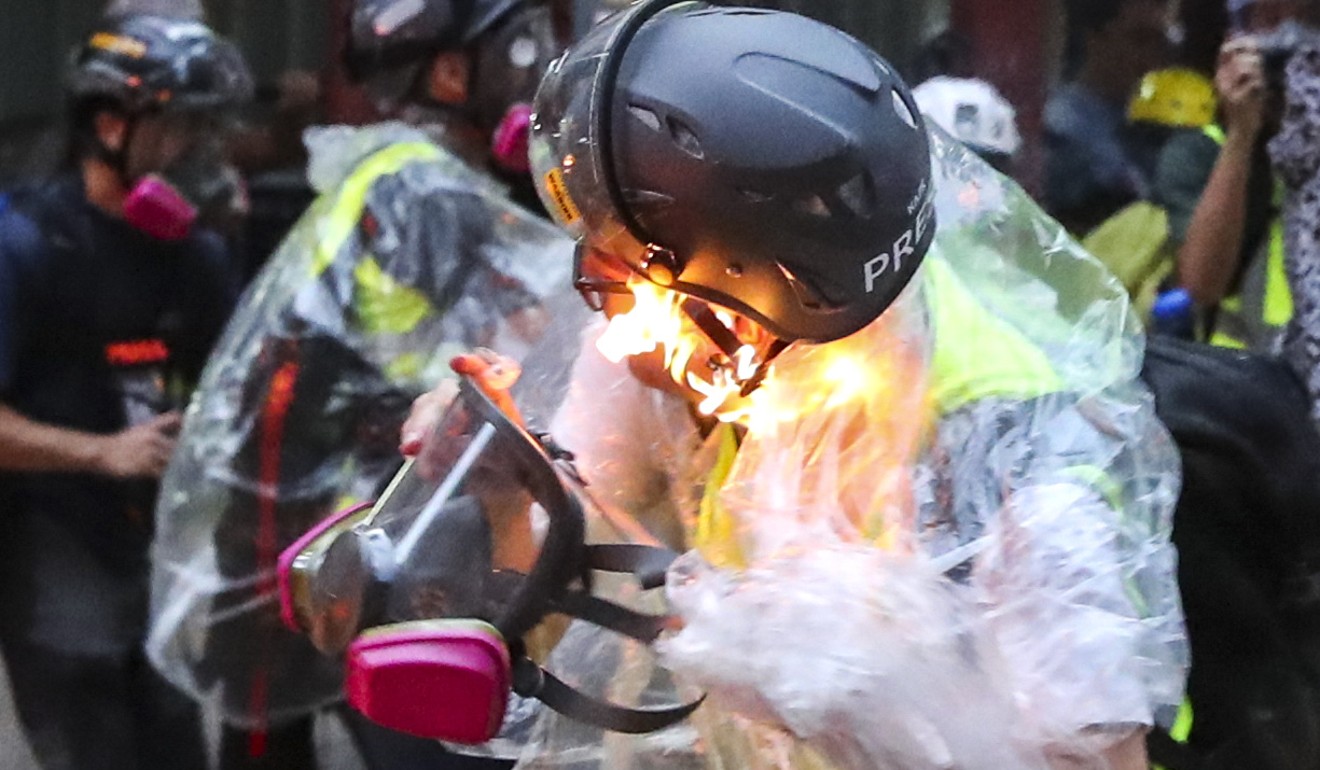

594,280,885,430
594,280,761,421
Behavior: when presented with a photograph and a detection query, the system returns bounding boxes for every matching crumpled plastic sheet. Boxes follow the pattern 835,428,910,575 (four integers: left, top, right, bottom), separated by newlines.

146,122,575,727
662,547,1047,770
492,128,1187,770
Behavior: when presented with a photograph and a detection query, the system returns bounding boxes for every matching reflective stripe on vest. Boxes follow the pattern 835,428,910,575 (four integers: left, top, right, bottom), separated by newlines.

1151,699,1195,770
306,141,445,344
693,258,1065,566
1200,125,1293,351
695,423,746,570
310,142,442,275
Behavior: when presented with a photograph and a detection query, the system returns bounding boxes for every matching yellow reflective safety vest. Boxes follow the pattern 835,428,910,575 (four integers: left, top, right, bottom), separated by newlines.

1200,124,1293,351
310,141,445,348
308,140,443,513
690,259,1182,760
695,257,1064,568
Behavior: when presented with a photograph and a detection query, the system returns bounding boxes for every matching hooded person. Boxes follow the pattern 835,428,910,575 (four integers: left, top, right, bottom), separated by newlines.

143,1,574,768
0,13,251,770
326,3,1187,770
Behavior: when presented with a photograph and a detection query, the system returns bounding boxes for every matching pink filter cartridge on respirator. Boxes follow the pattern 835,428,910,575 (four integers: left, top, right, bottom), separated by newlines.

491,103,533,175
123,175,198,241
346,620,512,744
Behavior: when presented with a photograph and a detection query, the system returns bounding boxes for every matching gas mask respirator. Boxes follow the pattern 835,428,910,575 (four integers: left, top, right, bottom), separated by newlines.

475,6,560,176
120,114,237,241
277,375,700,743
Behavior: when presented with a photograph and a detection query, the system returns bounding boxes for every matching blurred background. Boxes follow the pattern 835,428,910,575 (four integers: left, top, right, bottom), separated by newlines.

0,0,1232,196
0,0,1255,767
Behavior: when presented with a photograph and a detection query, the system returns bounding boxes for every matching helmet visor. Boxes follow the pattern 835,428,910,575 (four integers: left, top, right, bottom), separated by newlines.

530,0,691,263
172,34,254,109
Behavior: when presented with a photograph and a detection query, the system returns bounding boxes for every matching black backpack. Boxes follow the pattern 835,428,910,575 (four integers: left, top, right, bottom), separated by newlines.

1142,336,1320,770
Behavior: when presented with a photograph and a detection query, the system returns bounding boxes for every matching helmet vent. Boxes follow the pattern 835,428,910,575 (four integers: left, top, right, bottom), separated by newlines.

792,194,832,219
836,173,875,218
624,189,676,212
629,104,662,132
667,117,705,159
891,90,918,130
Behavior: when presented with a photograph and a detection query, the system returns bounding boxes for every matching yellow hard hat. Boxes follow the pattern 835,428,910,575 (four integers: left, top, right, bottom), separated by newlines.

1128,68,1218,128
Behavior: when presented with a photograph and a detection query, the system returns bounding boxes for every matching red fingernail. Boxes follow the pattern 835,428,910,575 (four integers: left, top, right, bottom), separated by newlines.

450,355,481,375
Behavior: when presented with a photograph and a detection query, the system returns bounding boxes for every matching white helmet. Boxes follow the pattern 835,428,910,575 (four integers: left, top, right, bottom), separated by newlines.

912,76,1022,160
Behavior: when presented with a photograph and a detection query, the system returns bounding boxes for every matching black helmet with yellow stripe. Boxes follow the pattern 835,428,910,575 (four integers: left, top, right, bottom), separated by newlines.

68,14,253,114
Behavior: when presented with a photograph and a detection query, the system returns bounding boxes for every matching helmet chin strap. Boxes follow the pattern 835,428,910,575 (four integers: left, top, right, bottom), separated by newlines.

679,299,789,397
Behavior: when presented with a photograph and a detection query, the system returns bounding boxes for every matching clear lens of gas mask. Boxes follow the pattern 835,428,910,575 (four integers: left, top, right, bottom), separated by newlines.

279,375,569,655
277,375,700,744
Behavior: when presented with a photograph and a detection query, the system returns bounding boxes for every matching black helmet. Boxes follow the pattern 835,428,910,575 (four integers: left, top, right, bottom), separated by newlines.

68,14,254,113
530,0,935,344
345,0,528,80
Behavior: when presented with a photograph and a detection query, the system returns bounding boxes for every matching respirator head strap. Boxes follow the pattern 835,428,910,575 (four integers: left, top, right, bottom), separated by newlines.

512,658,704,735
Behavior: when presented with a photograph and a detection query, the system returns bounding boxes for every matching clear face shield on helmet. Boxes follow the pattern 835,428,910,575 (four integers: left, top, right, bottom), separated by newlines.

277,375,700,744
531,0,792,418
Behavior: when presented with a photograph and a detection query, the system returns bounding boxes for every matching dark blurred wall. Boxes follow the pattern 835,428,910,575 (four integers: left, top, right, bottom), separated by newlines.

950,0,1065,196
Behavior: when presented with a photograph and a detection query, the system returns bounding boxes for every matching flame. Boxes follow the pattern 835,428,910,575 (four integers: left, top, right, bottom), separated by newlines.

594,282,885,428
595,281,755,418
594,280,688,363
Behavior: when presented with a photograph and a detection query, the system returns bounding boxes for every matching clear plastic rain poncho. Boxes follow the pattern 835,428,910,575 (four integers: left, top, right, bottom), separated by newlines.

456,127,1186,770
146,122,575,727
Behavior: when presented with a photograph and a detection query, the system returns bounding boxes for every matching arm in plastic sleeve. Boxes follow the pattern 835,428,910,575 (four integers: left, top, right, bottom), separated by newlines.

950,394,1186,749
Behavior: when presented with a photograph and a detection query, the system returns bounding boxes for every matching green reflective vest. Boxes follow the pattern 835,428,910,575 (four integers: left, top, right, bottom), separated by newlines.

311,141,445,360
1201,124,1293,351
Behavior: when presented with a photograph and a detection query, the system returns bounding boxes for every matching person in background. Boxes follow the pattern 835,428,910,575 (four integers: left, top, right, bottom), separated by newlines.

1127,67,1219,182
1080,67,1217,324
0,14,250,770
1152,0,1315,352
1045,0,1173,234
143,1,572,768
